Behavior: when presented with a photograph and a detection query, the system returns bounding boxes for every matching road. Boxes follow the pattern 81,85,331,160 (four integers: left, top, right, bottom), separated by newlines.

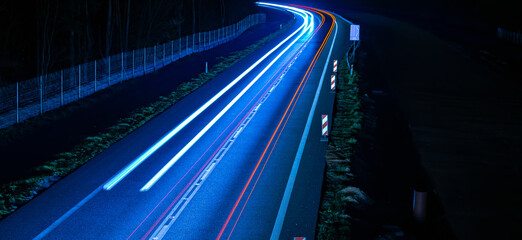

0,3,352,239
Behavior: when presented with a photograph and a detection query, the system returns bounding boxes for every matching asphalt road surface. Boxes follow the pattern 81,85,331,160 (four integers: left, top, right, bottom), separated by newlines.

0,3,352,240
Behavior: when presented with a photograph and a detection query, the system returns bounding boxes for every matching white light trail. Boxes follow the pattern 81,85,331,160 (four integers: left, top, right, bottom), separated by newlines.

103,5,310,191
140,4,314,192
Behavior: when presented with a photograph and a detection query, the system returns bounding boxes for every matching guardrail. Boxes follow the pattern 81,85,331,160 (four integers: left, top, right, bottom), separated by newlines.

0,13,266,129
498,27,522,45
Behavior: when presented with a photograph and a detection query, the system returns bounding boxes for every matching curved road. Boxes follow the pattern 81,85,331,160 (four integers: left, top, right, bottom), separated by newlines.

0,3,353,240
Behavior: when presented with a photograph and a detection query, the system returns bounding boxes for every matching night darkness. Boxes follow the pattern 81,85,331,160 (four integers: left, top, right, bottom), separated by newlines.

0,0,522,239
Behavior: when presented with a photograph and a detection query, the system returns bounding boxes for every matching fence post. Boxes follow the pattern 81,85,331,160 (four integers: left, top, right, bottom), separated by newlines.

61,70,64,105
121,52,124,82
108,55,111,86
94,60,97,92
40,76,43,115
163,43,165,66
16,82,19,123
78,65,81,99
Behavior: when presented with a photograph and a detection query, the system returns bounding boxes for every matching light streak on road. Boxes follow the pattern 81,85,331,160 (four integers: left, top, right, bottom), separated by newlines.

103,4,310,191
140,3,315,192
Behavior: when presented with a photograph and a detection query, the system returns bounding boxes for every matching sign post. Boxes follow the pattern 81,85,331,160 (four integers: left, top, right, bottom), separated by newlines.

350,24,360,65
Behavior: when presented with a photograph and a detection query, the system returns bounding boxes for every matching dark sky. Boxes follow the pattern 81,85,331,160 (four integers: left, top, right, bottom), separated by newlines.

275,0,521,30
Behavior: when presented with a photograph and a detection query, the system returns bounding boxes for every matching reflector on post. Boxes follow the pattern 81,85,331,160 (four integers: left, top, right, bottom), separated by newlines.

321,114,328,141
331,75,336,92
333,59,337,73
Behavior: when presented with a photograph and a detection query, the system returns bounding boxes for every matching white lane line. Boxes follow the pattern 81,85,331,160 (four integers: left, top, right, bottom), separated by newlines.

147,10,314,240
102,7,309,191
139,8,312,192
270,17,339,240
33,186,102,240
31,8,308,240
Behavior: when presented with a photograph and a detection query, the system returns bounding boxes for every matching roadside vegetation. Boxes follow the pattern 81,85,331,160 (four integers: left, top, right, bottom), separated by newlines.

0,20,294,220
316,52,367,239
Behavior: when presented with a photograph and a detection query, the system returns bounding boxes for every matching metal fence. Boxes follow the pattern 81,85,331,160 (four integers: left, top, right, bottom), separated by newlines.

0,14,266,128
498,28,522,45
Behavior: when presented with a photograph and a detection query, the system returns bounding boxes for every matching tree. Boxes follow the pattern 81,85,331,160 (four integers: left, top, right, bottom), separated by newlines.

105,0,113,57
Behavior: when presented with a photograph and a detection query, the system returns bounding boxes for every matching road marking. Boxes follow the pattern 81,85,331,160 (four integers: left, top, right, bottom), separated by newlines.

147,46,299,239
145,9,315,240
217,7,328,239
140,7,312,192
270,9,339,240
102,6,310,191
31,6,309,240
33,186,102,240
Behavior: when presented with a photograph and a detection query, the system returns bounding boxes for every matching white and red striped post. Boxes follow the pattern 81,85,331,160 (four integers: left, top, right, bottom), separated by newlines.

333,59,338,73
330,75,336,92
321,114,328,141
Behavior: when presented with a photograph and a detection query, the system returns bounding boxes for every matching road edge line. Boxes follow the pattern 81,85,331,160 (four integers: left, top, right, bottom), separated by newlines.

269,17,339,240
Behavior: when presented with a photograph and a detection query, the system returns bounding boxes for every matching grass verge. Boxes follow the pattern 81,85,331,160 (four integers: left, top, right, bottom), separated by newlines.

316,53,366,239
0,20,295,220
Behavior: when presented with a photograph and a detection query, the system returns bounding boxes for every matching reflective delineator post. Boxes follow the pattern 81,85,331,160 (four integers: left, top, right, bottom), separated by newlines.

205,62,208,73
333,59,338,73
321,114,328,141
350,64,354,76
331,75,336,92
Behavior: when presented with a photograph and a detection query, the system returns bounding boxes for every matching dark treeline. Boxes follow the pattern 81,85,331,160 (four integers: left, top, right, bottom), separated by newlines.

0,0,256,85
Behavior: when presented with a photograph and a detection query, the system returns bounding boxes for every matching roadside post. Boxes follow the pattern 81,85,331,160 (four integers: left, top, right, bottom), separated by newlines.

331,75,336,93
333,59,338,73
206,62,208,73
349,25,360,75
321,114,328,141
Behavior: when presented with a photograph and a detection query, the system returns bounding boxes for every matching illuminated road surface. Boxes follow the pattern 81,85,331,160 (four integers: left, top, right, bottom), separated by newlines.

0,3,353,239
